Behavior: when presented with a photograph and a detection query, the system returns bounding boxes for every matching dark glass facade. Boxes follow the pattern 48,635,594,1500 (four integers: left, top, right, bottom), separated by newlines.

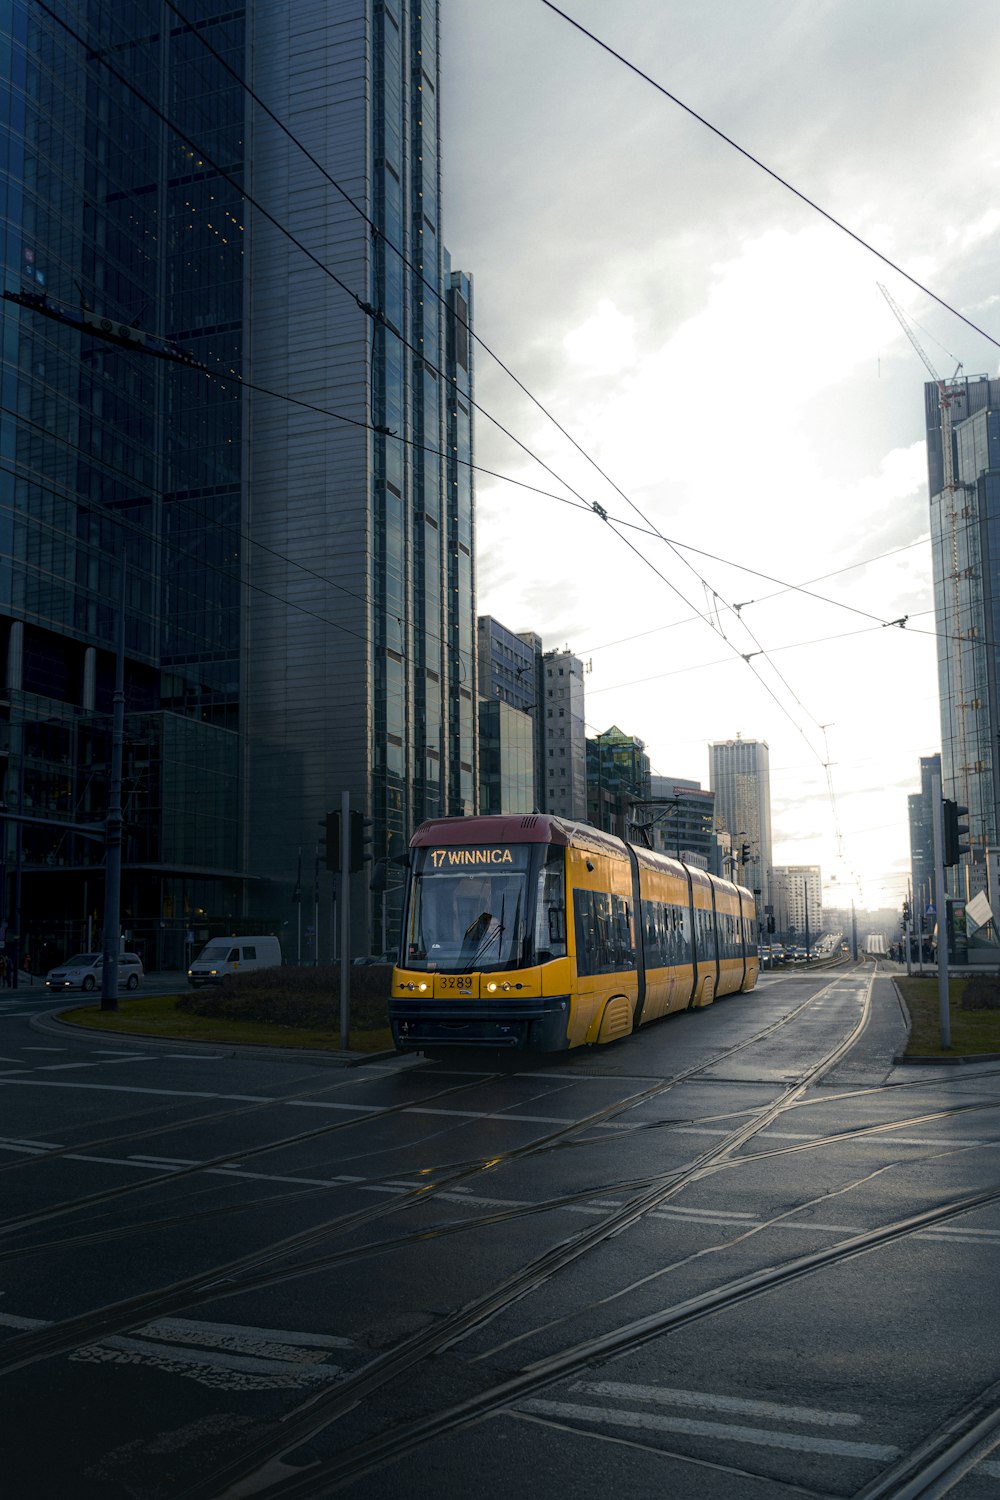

907,752,940,915
0,0,244,971
586,725,651,835
0,0,476,968
926,376,1000,897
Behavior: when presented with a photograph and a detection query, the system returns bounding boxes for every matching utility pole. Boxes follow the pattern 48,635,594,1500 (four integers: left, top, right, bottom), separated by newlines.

100,563,126,1012
804,877,810,962
931,768,951,1048
339,788,350,1049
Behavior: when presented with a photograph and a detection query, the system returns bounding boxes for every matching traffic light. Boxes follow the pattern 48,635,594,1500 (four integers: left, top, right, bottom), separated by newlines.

740,842,751,865
349,810,374,873
318,810,340,872
942,799,970,867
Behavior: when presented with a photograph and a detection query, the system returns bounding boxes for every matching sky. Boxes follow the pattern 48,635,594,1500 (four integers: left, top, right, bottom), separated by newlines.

437,0,1000,913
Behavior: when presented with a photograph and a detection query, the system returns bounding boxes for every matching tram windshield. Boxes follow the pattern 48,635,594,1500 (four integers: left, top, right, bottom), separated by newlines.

403,843,566,972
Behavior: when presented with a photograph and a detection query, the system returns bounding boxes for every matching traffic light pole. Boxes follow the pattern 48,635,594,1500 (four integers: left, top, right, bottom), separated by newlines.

931,769,950,1049
340,789,350,1049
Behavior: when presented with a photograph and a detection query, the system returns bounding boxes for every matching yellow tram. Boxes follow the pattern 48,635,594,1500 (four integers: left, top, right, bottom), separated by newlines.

390,814,758,1053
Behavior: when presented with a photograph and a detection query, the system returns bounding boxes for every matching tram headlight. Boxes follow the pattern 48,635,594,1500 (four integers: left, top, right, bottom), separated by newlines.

418,981,428,992
486,982,497,992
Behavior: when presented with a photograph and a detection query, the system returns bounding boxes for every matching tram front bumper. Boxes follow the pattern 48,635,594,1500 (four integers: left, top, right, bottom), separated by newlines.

389,995,571,1052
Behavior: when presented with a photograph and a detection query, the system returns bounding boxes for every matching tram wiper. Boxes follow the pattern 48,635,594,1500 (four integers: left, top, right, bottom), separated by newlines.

464,892,507,968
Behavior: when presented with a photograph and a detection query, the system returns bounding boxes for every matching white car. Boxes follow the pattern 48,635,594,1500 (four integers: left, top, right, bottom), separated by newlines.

45,952,144,992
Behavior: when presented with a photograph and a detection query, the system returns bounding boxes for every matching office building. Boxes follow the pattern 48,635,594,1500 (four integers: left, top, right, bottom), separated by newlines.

477,700,534,815
0,1,474,969
925,375,1000,900
541,647,587,821
709,737,773,907
643,776,715,868
772,865,822,945
587,726,651,835
476,615,536,815
907,752,941,918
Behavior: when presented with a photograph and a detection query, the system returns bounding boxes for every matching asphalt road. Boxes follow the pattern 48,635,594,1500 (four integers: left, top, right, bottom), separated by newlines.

1,963,999,1499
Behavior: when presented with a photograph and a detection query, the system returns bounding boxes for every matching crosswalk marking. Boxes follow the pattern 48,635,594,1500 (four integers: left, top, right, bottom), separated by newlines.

574,1381,863,1426
516,1397,899,1460
58,1314,355,1391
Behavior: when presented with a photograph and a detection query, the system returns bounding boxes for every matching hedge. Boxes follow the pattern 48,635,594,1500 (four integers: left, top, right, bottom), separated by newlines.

177,964,391,1031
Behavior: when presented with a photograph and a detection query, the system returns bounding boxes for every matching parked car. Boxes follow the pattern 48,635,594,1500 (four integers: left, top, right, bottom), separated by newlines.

187,935,282,986
45,952,144,992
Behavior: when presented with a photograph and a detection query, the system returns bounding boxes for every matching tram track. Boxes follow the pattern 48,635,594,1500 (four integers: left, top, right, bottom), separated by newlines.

0,1068,434,1177
14,965,997,1500
240,1181,1000,1500
0,972,851,1249
0,1070,509,1239
21,965,976,1500
851,1375,1000,1498
0,972,863,1382
148,969,880,1499
9,1082,997,1269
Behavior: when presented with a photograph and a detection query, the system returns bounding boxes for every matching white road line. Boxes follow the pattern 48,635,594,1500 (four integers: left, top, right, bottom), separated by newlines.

283,1100,384,1113
142,1317,351,1349
0,1078,272,1100
36,1063,97,1071
0,1076,383,1109
404,1107,578,1124
94,1056,159,1065
574,1381,862,1427
516,1399,899,1460
0,1137,65,1153
74,1333,345,1381
0,1311,48,1329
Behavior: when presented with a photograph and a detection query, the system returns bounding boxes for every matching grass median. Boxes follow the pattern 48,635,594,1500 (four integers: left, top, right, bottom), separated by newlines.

896,974,1000,1057
60,965,395,1055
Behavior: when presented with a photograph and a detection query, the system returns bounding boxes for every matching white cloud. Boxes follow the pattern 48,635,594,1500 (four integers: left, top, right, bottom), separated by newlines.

443,0,1000,908
563,299,636,376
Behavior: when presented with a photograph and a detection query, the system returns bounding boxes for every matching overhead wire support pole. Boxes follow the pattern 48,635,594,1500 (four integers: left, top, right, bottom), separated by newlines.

340,790,350,1050
931,768,951,1049
100,561,126,1013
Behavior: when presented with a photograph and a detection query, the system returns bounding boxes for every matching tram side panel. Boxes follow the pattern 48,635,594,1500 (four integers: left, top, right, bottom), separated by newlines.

634,853,696,1023
566,841,639,1046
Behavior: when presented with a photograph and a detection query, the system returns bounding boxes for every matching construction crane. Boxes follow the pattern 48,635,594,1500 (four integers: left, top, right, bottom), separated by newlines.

877,283,976,855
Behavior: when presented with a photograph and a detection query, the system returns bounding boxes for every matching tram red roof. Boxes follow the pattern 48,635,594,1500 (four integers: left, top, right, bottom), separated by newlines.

410,814,574,847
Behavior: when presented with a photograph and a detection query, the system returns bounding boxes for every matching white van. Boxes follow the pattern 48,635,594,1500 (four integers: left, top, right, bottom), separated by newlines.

187,935,281,987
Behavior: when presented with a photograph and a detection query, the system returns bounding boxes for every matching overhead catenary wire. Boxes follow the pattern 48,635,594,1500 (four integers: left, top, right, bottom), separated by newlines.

538,0,1000,355
19,0,954,891
155,0,944,677
35,0,947,681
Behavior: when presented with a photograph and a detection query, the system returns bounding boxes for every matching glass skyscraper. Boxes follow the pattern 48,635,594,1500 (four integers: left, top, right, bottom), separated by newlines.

0,0,474,969
925,375,1000,897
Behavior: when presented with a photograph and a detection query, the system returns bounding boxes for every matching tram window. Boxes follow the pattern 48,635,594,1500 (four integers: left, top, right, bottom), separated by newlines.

534,847,567,961
575,889,635,975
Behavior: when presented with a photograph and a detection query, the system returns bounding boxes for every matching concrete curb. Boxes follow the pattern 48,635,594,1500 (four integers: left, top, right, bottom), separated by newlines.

29,1005,403,1070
